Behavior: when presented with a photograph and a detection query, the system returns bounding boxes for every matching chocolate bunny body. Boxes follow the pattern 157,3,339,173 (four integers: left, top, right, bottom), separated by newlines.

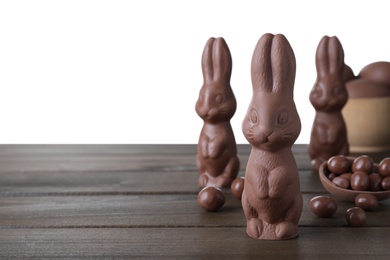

196,37,239,188
241,34,302,240
309,36,349,171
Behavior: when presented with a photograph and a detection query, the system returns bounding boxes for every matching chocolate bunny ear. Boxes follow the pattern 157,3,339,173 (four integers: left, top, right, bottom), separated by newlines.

201,37,232,84
316,36,345,78
251,33,296,95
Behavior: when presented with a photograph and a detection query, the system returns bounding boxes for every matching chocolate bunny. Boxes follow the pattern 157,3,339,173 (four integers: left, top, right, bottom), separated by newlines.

195,37,240,188
308,36,349,171
241,33,303,240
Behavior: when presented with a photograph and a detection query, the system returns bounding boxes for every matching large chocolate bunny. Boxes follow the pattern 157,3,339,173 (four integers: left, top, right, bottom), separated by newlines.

195,37,240,188
241,34,303,240
308,36,349,171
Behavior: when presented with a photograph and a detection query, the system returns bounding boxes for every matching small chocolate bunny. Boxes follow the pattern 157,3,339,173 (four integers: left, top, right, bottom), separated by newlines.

241,33,303,240
308,36,349,171
195,37,240,188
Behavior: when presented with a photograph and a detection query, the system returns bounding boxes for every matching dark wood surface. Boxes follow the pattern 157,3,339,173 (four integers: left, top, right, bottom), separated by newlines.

1,144,390,259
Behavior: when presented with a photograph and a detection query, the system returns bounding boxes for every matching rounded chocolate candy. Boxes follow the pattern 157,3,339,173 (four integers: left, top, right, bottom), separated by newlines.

368,174,383,191
230,177,245,200
381,177,390,191
328,173,337,181
352,155,374,174
327,155,351,174
340,173,352,181
332,176,350,189
345,207,367,227
197,186,225,212
310,196,338,218
350,171,369,191
355,194,379,211
379,158,390,177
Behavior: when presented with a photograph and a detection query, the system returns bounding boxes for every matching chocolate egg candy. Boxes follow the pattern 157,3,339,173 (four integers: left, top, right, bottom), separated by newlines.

345,207,367,227
359,61,390,86
340,173,352,181
328,173,337,181
327,155,351,174
352,155,374,174
310,196,338,217
231,177,245,199
381,177,390,191
198,186,225,212
368,173,383,191
379,158,390,177
332,176,350,189
355,194,379,211
350,171,369,191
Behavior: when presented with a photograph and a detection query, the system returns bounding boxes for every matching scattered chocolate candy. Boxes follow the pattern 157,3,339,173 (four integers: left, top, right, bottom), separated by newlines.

350,171,369,191
352,155,374,174
197,186,225,212
379,158,390,177
310,196,338,217
332,176,350,189
231,177,245,199
355,194,379,211
381,177,390,191
345,207,367,227
327,155,351,174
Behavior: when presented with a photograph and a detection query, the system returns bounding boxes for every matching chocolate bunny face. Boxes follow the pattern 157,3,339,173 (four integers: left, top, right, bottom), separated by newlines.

195,38,236,123
310,36,348,112
242,34,301,151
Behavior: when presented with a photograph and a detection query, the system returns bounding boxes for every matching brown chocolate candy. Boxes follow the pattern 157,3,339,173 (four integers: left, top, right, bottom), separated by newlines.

381,177,390,191
328,172,337,181
379,158,390,177
310,196,338,218
358,61,390,86
350,171,370,191
352,155,374,174
355,194,378,211
327,155,351,174
345,207,367,227
368,174,383,191
340,173,352,181
231,177,245,199
197,186,225,212
346,78,390,98
332,176,350,189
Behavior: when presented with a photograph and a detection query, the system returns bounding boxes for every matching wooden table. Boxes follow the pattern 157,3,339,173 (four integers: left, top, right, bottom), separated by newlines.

1,144,390,259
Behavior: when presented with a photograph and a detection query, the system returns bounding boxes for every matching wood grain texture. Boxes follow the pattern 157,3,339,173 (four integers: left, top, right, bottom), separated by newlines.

0,144,312,173
1,228,390,259
0,170,324,195
1,144,390,258
1,194,390,228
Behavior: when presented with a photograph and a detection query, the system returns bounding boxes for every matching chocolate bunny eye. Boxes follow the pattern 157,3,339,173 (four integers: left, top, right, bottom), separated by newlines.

278,110,289,125
312,84,323,98
250,109,258,124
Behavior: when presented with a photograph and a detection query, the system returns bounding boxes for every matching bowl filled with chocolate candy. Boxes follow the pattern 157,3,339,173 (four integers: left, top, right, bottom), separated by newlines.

319,155,390,201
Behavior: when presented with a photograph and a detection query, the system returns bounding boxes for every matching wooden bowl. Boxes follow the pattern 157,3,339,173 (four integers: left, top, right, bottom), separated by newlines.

342,80,390,153
319,158,390,202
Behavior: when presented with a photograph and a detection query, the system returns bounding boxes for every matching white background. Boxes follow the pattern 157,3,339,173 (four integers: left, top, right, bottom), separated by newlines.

0,0,389,144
